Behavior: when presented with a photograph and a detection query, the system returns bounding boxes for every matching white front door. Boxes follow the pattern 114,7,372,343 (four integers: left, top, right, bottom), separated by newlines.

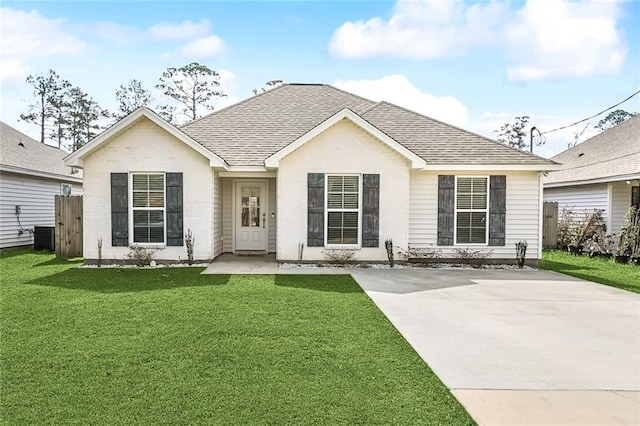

235,181,267,251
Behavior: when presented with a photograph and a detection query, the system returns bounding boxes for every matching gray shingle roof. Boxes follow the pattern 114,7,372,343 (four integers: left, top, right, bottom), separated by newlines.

182,83,555,167
544,115,640,185
361,101,554,165
0,122,82,180
182,84,375,166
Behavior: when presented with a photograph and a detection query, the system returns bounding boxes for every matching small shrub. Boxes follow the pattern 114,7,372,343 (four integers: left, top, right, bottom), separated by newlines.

97,237,103,268
322,249,356,265
384,238,394,267
617,206,640,257
397,245,442,261
126,245,158,267
557,207,575,250
453,248,494,266
185,229,195,265
515,240,527,268
570,209,605,248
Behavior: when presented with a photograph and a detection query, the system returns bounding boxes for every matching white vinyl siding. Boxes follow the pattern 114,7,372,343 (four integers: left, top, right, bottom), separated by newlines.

544,184,609,227
326,175,360,246
0,171,82,249
410,171,541,259
213,171,223,257
610,182,632,234
455,176,488,244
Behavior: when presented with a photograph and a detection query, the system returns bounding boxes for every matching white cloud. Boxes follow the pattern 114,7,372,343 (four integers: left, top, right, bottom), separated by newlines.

87,21,140,44
505,0,626,82
179,35,224,59
328,0,507,59
0,7,85,84
328,0,627,81
0,58,31,85
147,19,211,41
334,74,467,126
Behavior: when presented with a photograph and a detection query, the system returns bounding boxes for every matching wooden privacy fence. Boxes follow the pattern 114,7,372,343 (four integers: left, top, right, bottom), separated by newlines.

55,195,83,258
542,201,558,249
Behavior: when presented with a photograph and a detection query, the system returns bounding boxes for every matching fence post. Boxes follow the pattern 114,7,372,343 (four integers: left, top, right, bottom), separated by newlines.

542,201,558,249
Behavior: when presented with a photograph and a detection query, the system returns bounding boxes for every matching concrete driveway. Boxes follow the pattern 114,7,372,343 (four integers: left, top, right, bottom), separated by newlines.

351,268,640,425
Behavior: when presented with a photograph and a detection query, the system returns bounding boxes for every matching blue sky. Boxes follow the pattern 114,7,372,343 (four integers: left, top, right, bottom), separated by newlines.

1,0,639,158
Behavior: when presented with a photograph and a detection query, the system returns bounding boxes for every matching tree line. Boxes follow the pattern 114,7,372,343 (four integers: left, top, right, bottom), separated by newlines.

20,63,226,151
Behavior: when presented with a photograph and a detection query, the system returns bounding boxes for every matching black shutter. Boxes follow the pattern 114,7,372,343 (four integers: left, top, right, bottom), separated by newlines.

166,172,184,246
489,175,507,246
308,173,324,247
437,175,455,246
111,173,128,247
362,174,380,247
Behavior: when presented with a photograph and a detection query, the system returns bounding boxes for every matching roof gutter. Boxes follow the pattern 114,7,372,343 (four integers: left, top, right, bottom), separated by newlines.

543,172,640,188
420,163,562,172
0,165,83,183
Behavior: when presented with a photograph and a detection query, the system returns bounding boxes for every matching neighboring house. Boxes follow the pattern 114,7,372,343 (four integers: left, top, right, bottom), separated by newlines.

64,84,558,264
0,122,83,249
544,116,640,235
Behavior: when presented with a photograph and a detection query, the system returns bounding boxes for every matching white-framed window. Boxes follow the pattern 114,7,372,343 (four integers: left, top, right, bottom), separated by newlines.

455,176,488,244
131,173,165,244
325,175,360,246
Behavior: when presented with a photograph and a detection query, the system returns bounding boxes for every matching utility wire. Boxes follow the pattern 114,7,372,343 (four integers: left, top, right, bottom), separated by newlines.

540,89,640,135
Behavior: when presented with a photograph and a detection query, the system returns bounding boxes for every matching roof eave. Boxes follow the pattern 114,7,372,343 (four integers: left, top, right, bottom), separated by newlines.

420,163,562,172
544,172,640,188
0,164,83,183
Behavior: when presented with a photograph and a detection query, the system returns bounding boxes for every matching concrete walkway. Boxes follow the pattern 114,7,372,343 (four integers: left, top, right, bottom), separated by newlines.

351,268,640,425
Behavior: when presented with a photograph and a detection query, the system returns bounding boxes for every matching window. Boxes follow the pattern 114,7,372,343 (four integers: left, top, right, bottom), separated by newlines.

326,175,360,245
132,173,165,243
455,177,488,244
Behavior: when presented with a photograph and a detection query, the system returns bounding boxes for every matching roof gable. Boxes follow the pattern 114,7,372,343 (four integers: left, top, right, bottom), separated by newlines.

64,107,227,168
264,108,426,168
181,84,376,167
0,122,82,182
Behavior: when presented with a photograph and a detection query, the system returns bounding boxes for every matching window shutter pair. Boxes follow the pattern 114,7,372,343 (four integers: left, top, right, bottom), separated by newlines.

110,172,183,247
307,173,380,247
437,175,506,246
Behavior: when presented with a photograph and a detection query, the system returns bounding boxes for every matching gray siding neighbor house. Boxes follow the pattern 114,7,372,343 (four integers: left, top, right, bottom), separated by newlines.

543,116,640,235
0,122,82,249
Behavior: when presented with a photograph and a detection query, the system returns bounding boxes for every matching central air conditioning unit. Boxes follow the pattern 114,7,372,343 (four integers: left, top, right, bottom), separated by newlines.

34,226,55,251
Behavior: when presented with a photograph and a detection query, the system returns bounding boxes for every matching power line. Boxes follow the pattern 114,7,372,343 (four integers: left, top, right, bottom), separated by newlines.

540,89,640,135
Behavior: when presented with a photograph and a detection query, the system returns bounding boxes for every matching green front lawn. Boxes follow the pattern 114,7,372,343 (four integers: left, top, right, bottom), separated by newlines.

0,250,473,425
540,250,640,294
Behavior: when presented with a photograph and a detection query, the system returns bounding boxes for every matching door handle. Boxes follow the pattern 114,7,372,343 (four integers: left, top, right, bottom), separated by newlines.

262,213,266,228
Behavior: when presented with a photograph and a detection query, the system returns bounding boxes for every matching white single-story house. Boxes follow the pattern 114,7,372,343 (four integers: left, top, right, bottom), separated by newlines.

0,122,83,249
64,84,559,264
544,115,640,234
